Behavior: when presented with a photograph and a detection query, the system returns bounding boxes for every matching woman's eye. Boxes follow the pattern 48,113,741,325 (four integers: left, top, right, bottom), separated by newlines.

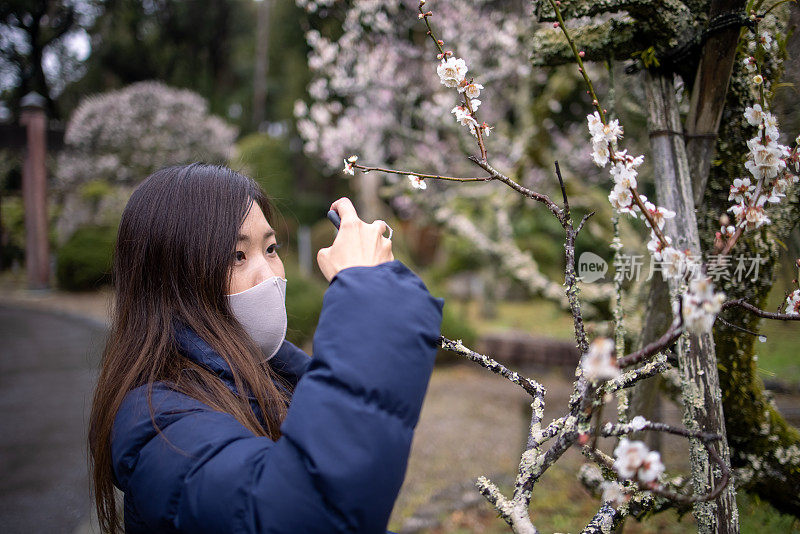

267,243,282,255
235,251,246,262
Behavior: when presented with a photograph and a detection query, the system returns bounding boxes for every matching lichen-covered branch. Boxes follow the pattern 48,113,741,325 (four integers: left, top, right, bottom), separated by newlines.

439,336,546,398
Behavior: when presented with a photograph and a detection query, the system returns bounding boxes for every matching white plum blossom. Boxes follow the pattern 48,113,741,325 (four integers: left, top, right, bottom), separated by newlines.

586,113,623,144
468,120,493,138
600,481,628,507
660,246,688,280
610,161,638,189
734,195,771,230
613,439,665,483
769,174,799,203
753,74,764,85
638,451,666,483
580,337,620,382
437,56,468,88
614,149,644,169
744,104,763,126
745,136,788,181
599,119,623,144
608,185,635,216
759,31,774,51
343,155,358,175
587,111,604,138
743,56,757,73
407,174,427,190
720,224,736,237
646,233,673,260
762,112,780,141
451,105,479,130
592,142,610,167
682,276,726,334
643,201,676,230
728,177,755,203
785,290,800,316
586,112,622,168
462,82,483,98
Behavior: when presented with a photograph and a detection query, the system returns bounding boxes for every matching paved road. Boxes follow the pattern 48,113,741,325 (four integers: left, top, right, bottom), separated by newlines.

0,305,106,534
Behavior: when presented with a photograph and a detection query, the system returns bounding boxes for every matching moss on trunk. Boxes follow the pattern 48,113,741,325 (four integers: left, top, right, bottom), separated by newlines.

699,57,800,517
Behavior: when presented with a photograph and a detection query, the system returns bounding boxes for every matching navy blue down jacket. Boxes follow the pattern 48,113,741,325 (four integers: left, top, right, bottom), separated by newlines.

110,260,445,533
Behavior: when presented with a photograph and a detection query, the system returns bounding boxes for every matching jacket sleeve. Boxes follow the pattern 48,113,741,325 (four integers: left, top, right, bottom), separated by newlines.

111,260,444,533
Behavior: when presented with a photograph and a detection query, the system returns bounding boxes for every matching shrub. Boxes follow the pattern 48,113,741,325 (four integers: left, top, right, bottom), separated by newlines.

284,259,327,348
56,225,116,291
233,133,328,226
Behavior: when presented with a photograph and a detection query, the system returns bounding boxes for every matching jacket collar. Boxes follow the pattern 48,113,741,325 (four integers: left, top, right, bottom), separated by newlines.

172,321,299,400
173,321,236,383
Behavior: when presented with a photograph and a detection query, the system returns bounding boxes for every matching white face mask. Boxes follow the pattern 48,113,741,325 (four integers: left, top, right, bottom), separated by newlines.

227,276,288,361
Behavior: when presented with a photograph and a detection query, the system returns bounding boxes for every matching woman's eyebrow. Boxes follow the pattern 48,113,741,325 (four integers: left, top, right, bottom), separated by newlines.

237,230,276,243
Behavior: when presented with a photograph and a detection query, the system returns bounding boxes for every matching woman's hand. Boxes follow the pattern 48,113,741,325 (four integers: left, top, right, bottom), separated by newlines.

317,197,394,282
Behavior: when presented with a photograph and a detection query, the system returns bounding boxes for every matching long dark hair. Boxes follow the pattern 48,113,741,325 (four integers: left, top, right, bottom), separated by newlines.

88,163,291,532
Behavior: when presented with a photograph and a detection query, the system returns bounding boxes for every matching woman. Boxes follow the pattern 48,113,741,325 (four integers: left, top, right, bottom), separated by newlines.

88,163,444,533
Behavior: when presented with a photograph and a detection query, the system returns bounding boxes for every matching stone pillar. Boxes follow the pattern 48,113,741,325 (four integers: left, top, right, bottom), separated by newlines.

20,92,50,290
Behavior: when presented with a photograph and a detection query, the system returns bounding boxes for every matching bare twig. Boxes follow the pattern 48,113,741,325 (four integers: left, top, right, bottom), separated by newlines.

469,156,565,223
617,317,683,367
439,336,546,398
353,163,492,182
721,298,800,321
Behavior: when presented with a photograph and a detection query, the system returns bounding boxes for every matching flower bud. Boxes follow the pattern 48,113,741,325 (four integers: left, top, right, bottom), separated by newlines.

719,213,730,226
553,22,560,28
579,51,585,58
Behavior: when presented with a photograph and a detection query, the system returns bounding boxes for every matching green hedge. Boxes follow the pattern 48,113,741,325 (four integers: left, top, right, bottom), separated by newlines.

56,225,116,291
284,260,327,348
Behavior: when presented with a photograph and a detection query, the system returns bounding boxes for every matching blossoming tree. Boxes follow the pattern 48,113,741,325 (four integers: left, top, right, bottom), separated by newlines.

295,0,800,531
54,81,237,244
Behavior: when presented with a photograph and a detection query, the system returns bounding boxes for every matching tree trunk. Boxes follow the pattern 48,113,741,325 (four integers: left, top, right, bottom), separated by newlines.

644,70,738,534
252,0,271,130
697,55,800,517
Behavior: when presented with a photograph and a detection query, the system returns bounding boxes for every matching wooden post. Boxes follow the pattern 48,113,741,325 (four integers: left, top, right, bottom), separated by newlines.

20,92,50,290
645,71,738,534
685,0,748,204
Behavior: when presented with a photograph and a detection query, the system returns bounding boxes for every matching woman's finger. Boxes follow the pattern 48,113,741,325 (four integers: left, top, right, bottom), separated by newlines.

371,219,389,237
329,197,360,225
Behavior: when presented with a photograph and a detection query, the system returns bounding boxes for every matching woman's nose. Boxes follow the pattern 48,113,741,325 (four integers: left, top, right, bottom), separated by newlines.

254,267,277,287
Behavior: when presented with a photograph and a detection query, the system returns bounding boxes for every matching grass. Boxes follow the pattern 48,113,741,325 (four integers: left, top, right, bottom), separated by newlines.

752,259,800,385
454,297,577,340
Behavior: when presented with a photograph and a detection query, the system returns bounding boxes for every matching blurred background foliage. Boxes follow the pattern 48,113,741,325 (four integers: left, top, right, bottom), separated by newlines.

1,0,797,371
